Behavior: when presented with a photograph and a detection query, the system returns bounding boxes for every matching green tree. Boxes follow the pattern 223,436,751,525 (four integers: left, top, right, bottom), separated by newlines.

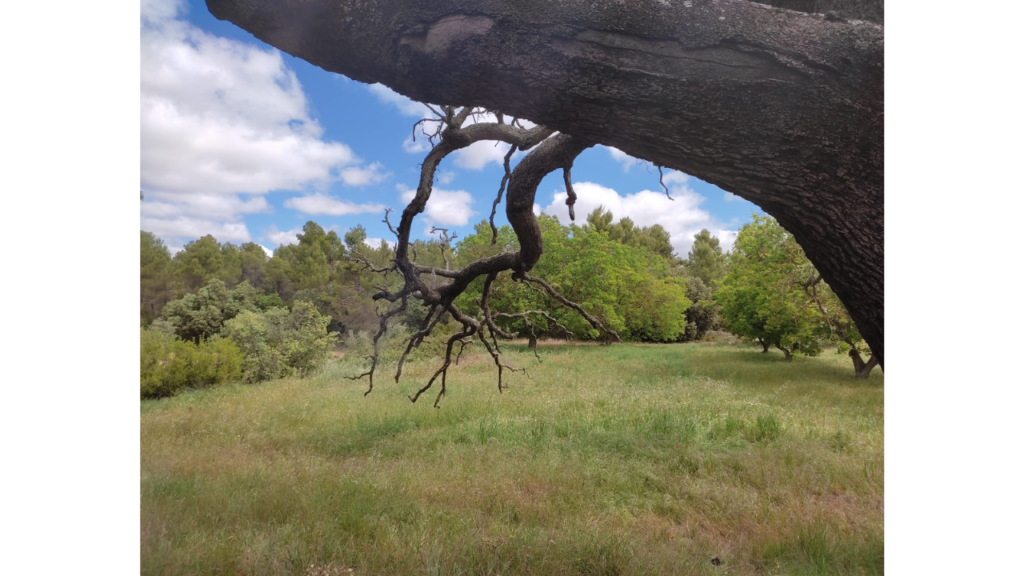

222,301,338,382
714,215,820,359
585,207,675,261
238,242,268,287
456,216,690,343
141,231,173,325
679,276,720,342
343,225,368,250
160,279,260,343
683,229,726,286
173,235,224,292
801,274,879,378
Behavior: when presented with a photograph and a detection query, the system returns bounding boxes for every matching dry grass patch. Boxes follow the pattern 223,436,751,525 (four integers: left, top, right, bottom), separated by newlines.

142,342,882,575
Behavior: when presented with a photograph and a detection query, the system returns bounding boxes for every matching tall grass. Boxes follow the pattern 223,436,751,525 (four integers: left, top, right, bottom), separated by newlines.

142,342,883,575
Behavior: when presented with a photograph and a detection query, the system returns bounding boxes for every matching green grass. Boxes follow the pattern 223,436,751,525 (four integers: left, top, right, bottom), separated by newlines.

141,342,883,575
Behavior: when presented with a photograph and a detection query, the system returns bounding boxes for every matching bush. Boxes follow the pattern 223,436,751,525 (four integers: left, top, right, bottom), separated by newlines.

159,279,260,343
141,329,242,399
222,302,338,382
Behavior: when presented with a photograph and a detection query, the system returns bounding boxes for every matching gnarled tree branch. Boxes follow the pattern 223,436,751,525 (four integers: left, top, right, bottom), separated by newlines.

208,0,885,367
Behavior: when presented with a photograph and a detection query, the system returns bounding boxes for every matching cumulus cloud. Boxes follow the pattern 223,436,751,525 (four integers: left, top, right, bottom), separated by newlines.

265,225,302,247
723,192,740,202
140,0,384,247
339,162,389,186
606,146,643,172
436,170,457,185
453,141,513,170
284,194,386,216
398,184,475,226
141,192,270,221
403,135,431,154
141,216,252,244
364,237,394,249
541,173,739,256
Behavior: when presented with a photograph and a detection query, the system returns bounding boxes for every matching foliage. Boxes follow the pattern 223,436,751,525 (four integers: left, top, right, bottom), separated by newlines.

140,329,242,399
714,215,821,358
455,217,691,342
141,231,173,326
585,206,676,261
160,279,260,343
804,276,878,376
222,301,339,382
172,234,224,292
682,229,727,286
679,276,720,342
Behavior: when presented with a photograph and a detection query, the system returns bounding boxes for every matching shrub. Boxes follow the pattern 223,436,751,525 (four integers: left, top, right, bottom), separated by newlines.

159,279,260,343
222,302,338,382
140,330,242,399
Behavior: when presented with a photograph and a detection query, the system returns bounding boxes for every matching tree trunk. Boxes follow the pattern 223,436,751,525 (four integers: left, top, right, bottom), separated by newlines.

849,347,879,379
206,0,884,367
528,333,538,349
775,343,794,361
758,338,771,354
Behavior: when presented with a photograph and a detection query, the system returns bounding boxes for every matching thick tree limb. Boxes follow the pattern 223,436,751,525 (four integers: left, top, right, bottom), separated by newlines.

338,108,612,404
207,0,885,367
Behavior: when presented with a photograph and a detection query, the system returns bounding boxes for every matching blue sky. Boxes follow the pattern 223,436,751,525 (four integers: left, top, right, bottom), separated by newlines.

140,0,759,257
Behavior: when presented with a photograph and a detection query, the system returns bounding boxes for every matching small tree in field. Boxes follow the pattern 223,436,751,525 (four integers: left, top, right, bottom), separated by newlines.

714,215,820,360
716,214,878,376
800,274,879,378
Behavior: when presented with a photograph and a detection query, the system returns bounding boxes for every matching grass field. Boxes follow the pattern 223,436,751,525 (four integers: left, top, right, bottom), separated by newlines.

141,342,884,575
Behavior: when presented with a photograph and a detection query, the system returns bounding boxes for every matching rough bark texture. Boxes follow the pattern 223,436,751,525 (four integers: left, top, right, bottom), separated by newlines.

206,0,884,366
850,346,879,378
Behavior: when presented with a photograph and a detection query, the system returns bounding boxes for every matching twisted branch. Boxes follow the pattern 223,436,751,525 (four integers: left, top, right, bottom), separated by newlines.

346,109,613,404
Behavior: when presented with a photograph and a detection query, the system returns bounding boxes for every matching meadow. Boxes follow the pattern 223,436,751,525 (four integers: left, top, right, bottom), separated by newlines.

141,341,883,575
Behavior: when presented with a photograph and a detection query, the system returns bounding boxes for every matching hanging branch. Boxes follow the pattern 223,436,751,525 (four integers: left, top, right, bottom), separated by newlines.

489,144,518,244
344,108,620,405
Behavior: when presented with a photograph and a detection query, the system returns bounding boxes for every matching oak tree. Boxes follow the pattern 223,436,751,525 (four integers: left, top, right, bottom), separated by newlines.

207,0,885,366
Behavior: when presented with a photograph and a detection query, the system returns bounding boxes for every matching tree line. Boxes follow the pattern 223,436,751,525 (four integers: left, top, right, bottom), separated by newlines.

141,209,875,398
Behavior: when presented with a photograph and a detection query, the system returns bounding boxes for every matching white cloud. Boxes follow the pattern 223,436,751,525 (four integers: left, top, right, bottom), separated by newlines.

403,135,431,154
541,174,739,256
140,0,385,248
723,192,740,202
340,162,389,186
141,1,356,196
436,170,457,185
367,83,434,117
364,237,394,249
259,244,274,257
141,216,252,244
606,146,643,172
284,194,386,216
454,140,513,170
450,113,538,169
140,192,270,220
399,184,475,226
265,225,302,247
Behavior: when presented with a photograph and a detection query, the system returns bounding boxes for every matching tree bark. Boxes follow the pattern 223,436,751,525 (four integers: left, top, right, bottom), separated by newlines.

206,0,884,367
758,338,771,354
775,343,794,361
849,347,879,379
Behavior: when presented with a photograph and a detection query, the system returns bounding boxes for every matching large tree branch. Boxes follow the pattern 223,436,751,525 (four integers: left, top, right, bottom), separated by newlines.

207,0,885,367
